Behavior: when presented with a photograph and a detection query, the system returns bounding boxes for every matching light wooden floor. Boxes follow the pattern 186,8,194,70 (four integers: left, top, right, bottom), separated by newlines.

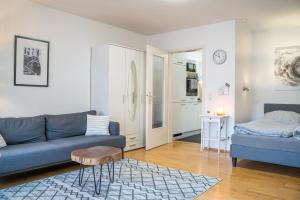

1,141,300,200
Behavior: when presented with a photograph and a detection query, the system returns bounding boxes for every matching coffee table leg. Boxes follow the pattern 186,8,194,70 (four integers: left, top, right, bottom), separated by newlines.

92,165,103,195
107,160,115,183
78,163,85,186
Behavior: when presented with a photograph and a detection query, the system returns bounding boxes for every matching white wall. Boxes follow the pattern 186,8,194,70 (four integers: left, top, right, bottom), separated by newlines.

0,0,146,117
251,27,300,119
147,21,236,150
235,23,252,123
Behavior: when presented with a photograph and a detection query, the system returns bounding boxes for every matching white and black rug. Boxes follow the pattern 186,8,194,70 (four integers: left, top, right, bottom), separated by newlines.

0,158,220,200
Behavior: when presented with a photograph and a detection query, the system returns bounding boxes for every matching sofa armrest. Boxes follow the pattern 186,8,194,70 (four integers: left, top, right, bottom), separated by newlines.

109,121,120,136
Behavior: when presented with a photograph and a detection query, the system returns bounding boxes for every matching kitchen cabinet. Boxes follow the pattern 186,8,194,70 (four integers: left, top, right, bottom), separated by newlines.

172,63,186,102
172,102,201,134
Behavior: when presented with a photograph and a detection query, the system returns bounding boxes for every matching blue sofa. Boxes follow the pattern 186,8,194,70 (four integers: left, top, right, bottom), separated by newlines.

0,111,126,176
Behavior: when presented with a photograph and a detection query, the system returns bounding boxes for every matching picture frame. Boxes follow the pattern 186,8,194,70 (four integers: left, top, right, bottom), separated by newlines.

274,46,300,91
14,35,50,87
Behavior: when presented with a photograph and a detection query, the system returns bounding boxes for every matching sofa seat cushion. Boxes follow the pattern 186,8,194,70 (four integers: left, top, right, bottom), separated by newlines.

48,135,126,156
0,135,125,175
232,133,300,153
45,110,96,140
0,142,61,174
0,116,46,145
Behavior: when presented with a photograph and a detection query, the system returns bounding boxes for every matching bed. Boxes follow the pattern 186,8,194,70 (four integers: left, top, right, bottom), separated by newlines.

230,103,300,168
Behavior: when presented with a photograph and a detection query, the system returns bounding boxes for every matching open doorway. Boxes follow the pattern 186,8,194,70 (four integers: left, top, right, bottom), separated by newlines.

170,49,203,144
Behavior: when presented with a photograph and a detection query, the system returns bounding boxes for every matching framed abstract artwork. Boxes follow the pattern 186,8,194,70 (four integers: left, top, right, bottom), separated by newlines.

274,46,300,90
14,35,49,87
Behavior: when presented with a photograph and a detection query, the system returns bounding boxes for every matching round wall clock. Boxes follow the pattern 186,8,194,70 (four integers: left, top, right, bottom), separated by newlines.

213,49,227,65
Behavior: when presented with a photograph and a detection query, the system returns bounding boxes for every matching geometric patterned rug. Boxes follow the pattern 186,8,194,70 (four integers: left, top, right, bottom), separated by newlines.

0,158,221,200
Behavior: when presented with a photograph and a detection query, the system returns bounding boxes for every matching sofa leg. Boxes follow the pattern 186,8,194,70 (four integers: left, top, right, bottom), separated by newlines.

232,157,237,167
121,148,124,159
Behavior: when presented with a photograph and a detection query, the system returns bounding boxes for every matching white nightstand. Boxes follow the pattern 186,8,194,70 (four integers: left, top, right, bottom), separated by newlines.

200,115,229,153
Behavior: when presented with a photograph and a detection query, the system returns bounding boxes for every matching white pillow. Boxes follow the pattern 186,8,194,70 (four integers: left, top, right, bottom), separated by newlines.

264,111,300,125
0,133,7,149
85,115,110,136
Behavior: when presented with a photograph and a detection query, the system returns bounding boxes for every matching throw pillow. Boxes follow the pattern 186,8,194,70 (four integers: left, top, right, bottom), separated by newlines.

85,115,110,136
0,133,7,148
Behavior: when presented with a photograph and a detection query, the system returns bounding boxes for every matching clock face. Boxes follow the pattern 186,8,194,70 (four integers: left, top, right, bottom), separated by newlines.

213,49,227,65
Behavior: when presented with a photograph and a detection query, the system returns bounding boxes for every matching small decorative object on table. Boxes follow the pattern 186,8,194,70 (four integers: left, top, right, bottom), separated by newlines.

71,146,122,195
14,35,49,87
216,107,225,116
200,114,229,154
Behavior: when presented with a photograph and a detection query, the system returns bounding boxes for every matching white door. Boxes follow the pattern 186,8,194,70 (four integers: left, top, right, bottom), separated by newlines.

145,45,169,150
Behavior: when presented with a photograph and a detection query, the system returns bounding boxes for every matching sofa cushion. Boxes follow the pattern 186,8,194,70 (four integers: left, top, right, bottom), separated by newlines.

85,115,110,136
48,135,126,151
0,116,46,145
0,141,63,174
45,110,96,140
0,135,125,175
0,133,7,148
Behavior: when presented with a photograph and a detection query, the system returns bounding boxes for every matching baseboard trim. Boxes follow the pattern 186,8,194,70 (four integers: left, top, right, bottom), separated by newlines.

173,129,200,140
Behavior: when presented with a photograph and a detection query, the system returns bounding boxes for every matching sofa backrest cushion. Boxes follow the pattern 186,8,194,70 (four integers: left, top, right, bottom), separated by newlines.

0,116,46,145
45,110,96,140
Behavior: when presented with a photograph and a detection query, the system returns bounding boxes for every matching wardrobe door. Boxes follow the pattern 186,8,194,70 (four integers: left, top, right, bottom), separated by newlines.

125,49,140,136
108,45,126,134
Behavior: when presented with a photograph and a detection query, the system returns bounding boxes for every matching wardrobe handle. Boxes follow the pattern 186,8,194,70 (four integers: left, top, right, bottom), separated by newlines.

148,92,152,104
132,92,135,104
123,95,125,104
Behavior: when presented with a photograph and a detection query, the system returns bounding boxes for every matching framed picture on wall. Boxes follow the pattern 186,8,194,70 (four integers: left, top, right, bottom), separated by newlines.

14,35,49,87
274,46,300,91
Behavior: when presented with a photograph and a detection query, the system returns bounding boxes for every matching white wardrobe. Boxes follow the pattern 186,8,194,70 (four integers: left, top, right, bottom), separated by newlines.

91,44,145,151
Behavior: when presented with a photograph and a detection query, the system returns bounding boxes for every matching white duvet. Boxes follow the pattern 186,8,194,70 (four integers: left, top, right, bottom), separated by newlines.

235,111,300,138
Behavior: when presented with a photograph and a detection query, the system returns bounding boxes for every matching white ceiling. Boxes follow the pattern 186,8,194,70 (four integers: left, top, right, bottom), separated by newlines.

31,0,300,35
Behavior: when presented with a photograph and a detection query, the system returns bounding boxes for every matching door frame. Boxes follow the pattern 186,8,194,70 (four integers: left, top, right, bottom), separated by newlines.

166,46,206,143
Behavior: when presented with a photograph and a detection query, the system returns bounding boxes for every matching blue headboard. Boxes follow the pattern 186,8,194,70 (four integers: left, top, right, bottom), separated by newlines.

264,104,300,114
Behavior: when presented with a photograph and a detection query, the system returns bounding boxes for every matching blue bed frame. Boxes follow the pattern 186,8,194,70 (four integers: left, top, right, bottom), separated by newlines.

230,103,300,168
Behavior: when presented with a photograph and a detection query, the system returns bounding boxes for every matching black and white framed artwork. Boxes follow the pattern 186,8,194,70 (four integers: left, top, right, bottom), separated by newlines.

274,46,300,90
14,35,49,87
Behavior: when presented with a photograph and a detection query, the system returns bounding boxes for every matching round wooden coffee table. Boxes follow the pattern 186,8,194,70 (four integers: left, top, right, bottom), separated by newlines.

71,146,122,195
